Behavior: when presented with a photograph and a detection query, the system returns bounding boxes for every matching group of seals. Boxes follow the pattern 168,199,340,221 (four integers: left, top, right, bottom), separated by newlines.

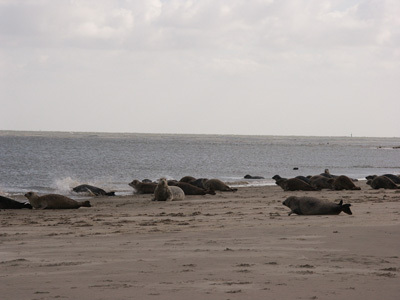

129,176,237,195
24,192,91,209
273,171,361,191
283,196,352,216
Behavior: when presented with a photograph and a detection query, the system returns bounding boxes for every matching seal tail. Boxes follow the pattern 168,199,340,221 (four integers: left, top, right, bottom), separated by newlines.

339,200,352,215
80,200,91,207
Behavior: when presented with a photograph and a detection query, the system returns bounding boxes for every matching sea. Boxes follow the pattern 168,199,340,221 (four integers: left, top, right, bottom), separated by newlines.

1,131,399,198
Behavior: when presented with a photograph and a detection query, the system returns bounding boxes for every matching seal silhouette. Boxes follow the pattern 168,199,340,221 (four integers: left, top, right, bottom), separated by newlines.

24,192,91,209
366,174,400,184
73,184,115,196
0,195,32,209
129,180,157,194
283,196,352,216
244,174,265,179
153,178,185,201
203,179,237,192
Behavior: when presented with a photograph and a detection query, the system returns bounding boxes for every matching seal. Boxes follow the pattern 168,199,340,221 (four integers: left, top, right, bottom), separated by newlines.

0,195,32,209
366,174,400,184
366,176,399,189
153,178,185,201
73,184,115,196
272,175,287,181
24,192,91,209
308,175,333,190
283,196,352,216
244,174,265,179
295,176,311,184
275,178,318,191
129,180,157,194
179,176,197,183
169,181,216,195
328,175,361,190
203,179,238,192
189,178,208,189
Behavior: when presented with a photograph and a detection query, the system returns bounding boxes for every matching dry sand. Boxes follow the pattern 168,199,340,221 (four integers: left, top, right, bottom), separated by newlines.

1,181,399,300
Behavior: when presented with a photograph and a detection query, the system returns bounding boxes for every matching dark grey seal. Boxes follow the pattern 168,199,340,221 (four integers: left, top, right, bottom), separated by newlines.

0,195,32,209
73,184,115,196
244,174,265,179
283,196,352,216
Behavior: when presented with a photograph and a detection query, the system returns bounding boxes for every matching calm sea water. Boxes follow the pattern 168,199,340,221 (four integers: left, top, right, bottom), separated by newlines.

1,131,399,197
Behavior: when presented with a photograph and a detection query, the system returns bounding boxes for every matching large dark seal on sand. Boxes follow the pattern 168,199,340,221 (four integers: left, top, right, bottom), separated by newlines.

153,178,185,201
73,184,115,196
0,195,32,209
283,196,352,216
366,176,399,189
328,175,361,190
24,192,91,209
308,175,333,190
275,178,318,191
169,181,216,195
129,180,157,194
366,174,400,184
179,176,197,183
203,179,237,192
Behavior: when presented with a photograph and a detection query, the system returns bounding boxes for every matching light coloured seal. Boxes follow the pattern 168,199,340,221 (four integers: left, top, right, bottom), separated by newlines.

283,196,352,216
153,178,185,201
24,192,91,209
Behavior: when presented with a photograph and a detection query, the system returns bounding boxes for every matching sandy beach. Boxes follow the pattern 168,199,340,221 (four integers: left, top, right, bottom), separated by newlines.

1,181,399,300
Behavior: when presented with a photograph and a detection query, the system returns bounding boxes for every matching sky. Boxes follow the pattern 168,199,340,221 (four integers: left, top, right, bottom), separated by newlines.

0,0,399,137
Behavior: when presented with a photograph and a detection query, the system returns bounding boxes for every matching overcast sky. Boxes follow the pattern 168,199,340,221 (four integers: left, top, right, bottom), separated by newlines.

0,0,399,137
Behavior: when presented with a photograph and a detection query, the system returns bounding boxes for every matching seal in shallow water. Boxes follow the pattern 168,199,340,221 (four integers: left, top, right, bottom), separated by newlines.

73,184,115,196
0,195,32,209
283,196,352,216
153,178,185,201
24,192,91,209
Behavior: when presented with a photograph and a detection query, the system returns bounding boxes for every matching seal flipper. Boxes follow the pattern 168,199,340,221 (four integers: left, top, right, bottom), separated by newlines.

341,203,352,215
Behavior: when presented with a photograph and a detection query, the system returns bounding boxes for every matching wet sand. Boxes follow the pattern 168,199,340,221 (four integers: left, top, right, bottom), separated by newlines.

1,181,399,299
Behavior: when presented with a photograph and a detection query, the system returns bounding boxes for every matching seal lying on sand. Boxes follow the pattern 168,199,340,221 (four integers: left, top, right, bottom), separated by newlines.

129,180,157,194
283,196,352,216
169,181,216,195
308,175,333,190
328,175,361,190
0,195,32,209
73,184,115,196
153,178,185,201
275,178,318,191
366,176,399,189
179,176,197,183
24,192,91,209
366,174,400,184
203,179,237,192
